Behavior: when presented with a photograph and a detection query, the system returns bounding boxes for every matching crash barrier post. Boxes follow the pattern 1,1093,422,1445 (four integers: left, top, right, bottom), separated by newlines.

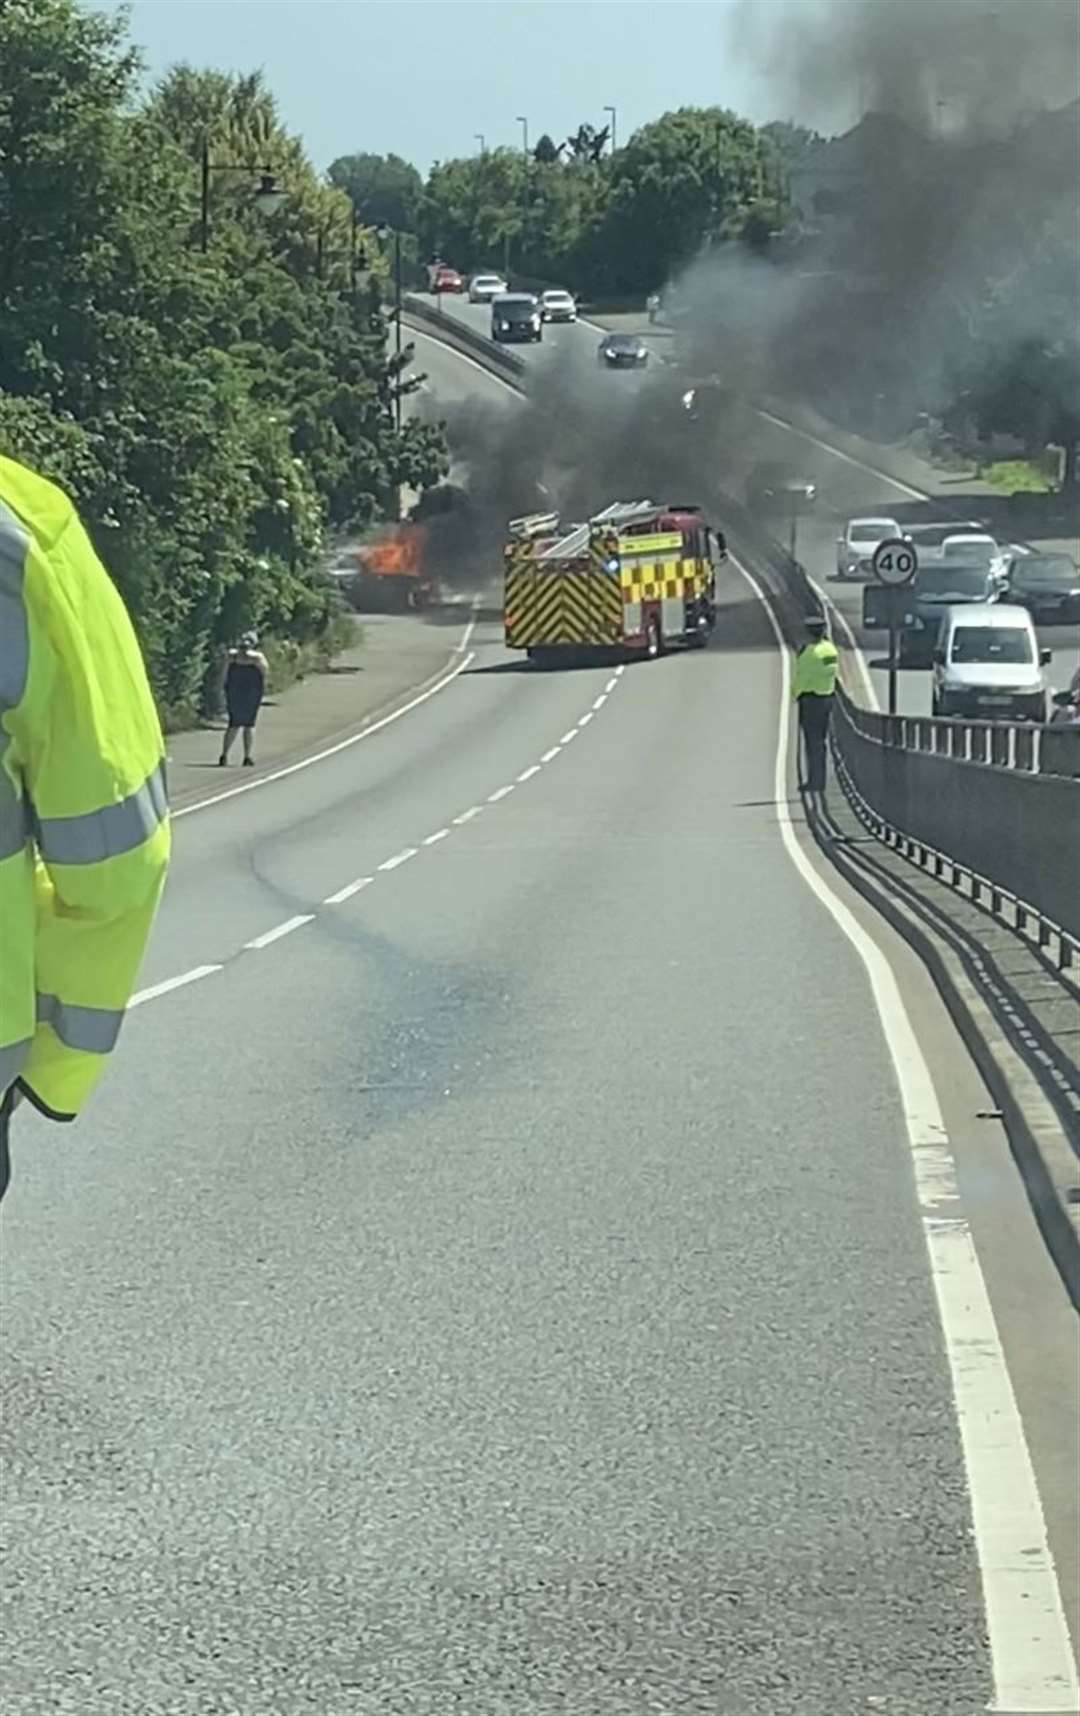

400,295,527,384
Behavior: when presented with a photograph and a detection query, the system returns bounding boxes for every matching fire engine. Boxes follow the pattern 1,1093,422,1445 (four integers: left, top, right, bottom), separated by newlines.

503,500,725,664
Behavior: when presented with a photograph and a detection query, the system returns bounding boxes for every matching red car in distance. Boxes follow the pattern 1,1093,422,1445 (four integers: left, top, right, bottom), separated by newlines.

431,265,464,294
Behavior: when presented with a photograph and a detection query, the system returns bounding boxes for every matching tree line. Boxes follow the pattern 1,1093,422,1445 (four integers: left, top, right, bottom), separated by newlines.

328,109,787,300
0,0,446,723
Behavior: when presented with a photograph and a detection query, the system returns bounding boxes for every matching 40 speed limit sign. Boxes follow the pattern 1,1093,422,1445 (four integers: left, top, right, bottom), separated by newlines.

871,537,918,586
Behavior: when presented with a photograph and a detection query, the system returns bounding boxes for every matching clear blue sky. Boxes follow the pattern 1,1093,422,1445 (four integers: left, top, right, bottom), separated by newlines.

100,1,847,171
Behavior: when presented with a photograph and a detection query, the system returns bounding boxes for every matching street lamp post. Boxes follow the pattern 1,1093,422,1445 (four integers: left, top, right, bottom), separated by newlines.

475,133,486,155
604,105,617,153
516,115,529,157
378,224,404,434
199,138,285,252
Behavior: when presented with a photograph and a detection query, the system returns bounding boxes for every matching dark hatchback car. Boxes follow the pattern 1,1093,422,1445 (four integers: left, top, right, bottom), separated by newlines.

598,333,648,369
1003,552,1080,623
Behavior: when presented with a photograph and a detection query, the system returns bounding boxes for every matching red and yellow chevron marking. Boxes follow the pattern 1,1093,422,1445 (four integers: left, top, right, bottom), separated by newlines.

505,558,623,648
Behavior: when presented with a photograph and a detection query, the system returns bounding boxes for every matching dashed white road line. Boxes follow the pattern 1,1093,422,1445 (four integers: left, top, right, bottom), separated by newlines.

604,676,619,693
378,848,418,872
487,784,515,802
423,828,451,846
453,806,484,824
131,965,222,1007
732,550,1080,1715
323,877,373,905
592,695,608,711
516,765,541,783
560,729,579,744
578,711,594,727
540,746,562,763
244,914,315,950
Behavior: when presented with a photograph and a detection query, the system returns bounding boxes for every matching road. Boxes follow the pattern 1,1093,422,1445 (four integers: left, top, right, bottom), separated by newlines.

2,319,1078,1716
433,292,1080,714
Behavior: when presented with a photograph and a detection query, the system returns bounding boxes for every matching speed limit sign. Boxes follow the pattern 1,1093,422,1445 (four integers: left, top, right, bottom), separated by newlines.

871,537,918,586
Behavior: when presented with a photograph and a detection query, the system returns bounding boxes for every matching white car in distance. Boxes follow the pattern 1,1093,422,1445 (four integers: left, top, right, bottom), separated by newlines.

835,516,901,580
468,273,509,304
540,289,578,323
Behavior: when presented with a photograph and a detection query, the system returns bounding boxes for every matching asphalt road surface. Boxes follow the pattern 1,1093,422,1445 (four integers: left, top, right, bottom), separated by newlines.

2,327,1078,1716
434,292,1080,713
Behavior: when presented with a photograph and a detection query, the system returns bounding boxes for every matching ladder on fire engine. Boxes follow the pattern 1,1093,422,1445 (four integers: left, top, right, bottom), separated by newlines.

590,500,662,530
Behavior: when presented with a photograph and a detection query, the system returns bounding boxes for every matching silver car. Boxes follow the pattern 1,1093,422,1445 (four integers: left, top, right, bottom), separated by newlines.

469,273,509,303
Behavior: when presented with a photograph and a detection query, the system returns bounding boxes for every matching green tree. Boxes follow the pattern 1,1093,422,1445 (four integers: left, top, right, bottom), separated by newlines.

327,151,424,232
586,107,779,295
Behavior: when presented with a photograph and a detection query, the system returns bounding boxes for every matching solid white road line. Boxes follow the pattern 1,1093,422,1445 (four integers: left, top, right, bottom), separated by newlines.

540,746,562,764
244,915,315,950
732,552,1079,1714
423,828,451,846
323,877,373,905
174,646,477,819
516,765,541,783
130,965,222,1007
378,848,418,872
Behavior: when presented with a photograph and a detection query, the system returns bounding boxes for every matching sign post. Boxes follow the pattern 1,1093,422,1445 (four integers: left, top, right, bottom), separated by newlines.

870,537,918,715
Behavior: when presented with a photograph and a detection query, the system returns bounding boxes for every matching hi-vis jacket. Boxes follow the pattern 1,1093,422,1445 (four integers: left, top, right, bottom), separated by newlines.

792,636,839,699
0,456,170,1120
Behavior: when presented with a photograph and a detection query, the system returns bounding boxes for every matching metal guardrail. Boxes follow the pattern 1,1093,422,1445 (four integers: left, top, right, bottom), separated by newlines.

401,295,526,383
831,685,1080,946
830,737,1079,981
841,695,1080,780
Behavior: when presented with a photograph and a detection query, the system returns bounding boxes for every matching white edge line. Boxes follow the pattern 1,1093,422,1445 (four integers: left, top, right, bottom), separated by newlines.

516,765,541,783
244,914,315,950
378,848,418,872
174,648,477,819
130,965,222,1007
323,877,373,905
423,829,450,846
753,405,928,500
540,746,562,764
487,784,514,802
452,806,483,824
730,550,1079,1714
406,321,526,397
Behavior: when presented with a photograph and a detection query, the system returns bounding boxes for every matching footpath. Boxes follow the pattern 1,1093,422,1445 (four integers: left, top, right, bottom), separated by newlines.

166,605,475,813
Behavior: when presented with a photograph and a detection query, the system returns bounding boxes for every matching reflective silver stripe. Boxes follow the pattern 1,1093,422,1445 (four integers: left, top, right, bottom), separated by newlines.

0,1038,32,1091
36,760,168,866
37,994,125,1055
0,504,32,864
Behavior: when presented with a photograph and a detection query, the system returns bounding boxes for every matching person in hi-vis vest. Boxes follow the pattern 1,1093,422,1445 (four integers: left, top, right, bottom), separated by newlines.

0,455,170,1202
792,612,839,796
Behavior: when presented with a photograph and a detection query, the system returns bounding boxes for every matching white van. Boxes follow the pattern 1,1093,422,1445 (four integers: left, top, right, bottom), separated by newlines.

931,603,1051,722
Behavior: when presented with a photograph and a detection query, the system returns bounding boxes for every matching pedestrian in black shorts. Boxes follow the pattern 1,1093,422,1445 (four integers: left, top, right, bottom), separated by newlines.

219,632,268,767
